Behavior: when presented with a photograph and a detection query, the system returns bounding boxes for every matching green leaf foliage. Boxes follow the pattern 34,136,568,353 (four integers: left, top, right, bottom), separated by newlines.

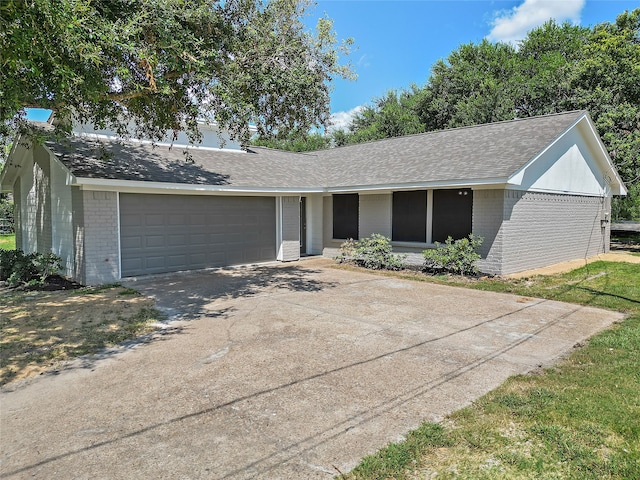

422,235,483,276
337,234,407,271
0,249,62,286
1,0,354,155
251,130,330,152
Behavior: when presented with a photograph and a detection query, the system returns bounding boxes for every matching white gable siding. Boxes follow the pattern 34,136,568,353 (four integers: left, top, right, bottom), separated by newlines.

508,124,608,196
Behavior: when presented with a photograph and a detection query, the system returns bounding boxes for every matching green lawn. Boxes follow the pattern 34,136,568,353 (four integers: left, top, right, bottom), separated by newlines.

0,233,15,250
343,261,640,479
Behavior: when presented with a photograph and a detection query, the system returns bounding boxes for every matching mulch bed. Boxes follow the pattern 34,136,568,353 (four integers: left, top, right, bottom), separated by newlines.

1,275,84,292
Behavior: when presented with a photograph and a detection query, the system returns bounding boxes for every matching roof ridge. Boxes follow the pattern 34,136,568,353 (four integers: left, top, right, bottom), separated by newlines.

313,110,586,153
246,145,319,158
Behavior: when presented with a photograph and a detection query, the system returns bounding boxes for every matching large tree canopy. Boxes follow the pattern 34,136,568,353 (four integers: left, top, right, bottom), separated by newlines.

0,0,353,153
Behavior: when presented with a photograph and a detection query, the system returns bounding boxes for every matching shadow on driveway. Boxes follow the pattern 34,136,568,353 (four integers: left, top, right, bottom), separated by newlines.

124,262,339,321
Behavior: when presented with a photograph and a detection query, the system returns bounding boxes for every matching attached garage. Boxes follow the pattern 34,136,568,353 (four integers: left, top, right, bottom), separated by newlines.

119,194,276,276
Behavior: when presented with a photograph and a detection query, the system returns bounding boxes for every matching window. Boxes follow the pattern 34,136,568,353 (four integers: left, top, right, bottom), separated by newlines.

333,194,359,239
432,189,473,243
392,190,427,242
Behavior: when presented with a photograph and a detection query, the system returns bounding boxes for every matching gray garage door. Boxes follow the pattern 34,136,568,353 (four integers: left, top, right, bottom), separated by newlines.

120,194,276,276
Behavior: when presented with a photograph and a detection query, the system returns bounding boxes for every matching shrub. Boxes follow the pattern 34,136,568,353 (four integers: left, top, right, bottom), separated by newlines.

0,249,62,286
422,234,483,276
337,234,406,270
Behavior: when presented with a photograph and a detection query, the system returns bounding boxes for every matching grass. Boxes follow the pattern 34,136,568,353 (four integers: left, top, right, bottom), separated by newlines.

0,233,15,250
341,261,640,479
0,284,163,385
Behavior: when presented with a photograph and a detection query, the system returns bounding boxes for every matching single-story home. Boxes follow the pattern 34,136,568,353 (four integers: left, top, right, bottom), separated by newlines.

0,110,627,284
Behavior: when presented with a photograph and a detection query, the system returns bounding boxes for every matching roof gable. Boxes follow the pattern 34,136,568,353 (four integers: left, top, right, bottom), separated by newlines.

508,113,626,196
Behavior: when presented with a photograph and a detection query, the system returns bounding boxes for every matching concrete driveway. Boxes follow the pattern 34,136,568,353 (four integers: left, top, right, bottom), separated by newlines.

0,258,624,479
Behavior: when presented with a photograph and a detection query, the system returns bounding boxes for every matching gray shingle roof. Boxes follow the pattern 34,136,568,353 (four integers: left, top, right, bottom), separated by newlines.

47,111,585,190
46,138,323,188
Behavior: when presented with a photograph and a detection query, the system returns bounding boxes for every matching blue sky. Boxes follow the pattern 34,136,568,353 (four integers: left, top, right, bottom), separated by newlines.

27,0,638,129
316,0,639,129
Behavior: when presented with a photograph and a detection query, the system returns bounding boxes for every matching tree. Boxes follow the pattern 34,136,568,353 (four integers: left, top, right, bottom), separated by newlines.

570,10,640,218
332,87,424,146
515,21,590,117
251,130,330,151
415,40,519,130
0,0,354,156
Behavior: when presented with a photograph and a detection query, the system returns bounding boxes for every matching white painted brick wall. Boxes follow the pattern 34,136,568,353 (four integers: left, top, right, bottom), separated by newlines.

502,191,609,274
20,146,52,254
280,196,300,262
473,189,505,275
81,191,120,284
50,156,75,277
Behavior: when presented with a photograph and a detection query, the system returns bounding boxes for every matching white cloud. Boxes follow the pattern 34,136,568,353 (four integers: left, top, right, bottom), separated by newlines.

487,0,585,44
328,105,364,132
357,54,372,68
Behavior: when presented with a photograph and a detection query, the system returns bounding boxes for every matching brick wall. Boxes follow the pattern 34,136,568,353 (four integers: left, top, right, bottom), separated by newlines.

79,191,120,284
71,187,85,282
501,191,609,274
280,196,300,262
50,157,75,277
473,189,506,275
19,145,53,254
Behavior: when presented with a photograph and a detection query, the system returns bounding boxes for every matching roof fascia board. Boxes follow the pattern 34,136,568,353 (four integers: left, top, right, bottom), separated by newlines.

0,136,29,191
74,177,325,195
505,184,611,197
326,178,509,193
74,177,511,195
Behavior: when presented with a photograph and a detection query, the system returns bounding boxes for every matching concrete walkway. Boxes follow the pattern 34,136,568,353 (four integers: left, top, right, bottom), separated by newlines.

0,259,624,479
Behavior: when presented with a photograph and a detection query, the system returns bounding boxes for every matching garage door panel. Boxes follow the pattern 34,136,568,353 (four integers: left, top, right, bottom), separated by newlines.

167,234,186,246
168,215,186,226
145,236,165,248
121,236,142,249
120,214,142,227
120,194,276,276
